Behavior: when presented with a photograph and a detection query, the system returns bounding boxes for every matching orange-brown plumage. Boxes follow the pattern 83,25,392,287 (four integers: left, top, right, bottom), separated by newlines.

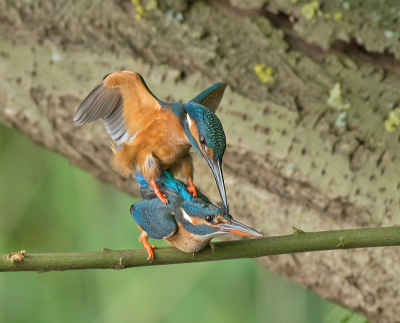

164,222,211,253
104,72,163,136
110,110,191,182
74,70,228,204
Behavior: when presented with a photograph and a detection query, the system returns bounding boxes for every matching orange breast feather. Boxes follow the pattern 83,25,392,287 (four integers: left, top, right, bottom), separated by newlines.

111,112,190,179
154,110,190,166
165,222,211,253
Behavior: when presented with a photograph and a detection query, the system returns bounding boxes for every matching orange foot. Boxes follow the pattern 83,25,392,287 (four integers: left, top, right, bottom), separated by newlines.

150,179,168,204
186,177,197,197
142,237,157,260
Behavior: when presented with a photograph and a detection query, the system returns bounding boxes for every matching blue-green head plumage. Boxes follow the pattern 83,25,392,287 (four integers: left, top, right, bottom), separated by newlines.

177,199,232,237
175,198,261,239
183,102,228,208
183,102,226,162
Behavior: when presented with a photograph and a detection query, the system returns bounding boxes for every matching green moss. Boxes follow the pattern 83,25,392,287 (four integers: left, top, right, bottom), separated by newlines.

131,0,158,20
327,83,351,110
301,1,320,21
300,1,342,25
254,64,274,83
334,111,347,128
333,12,342,21
145,0,158,11
384,108,400,132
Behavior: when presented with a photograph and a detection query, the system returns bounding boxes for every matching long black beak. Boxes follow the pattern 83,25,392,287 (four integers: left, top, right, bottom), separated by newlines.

218,220,262,237
205,157,228,208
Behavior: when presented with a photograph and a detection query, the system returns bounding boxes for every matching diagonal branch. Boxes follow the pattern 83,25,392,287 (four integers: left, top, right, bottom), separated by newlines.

2,227,400,272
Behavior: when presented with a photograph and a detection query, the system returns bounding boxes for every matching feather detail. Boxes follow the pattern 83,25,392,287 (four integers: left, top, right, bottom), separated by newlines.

177,154,194,180
110,141,136,177
109,112,190,182
110,139,161,180
104,72,163,136
74,71,165,145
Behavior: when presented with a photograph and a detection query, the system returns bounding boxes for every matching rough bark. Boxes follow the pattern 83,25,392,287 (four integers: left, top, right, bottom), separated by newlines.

1,0,400,321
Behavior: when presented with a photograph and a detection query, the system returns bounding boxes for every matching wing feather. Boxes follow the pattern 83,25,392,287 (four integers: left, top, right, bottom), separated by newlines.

74,71,164,144
107,115,125,137
105,100,123,124
130,200,177,240
106,113,123,132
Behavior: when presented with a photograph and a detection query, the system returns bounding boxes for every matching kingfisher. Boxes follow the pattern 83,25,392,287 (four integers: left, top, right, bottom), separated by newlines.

74,71,228,207
131,170,262,259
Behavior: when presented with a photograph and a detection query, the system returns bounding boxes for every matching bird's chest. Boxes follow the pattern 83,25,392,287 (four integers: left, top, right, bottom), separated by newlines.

165,224,210,253
156,140,190,167
152,118,191,167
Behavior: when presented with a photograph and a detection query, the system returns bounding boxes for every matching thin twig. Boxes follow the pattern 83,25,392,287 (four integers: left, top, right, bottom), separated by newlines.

1,227,399,272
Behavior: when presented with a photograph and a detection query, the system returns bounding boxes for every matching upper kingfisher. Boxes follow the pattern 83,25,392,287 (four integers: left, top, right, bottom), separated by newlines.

131,170,262,259
74,71,228,207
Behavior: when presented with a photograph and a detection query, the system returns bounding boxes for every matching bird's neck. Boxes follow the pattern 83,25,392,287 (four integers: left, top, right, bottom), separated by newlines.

179,108,194,143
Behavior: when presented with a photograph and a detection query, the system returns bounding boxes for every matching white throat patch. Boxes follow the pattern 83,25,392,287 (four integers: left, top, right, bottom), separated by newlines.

181,208,193,224
186,114,192,127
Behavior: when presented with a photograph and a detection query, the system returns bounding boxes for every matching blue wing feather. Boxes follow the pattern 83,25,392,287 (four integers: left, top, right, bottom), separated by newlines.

130,199,176,240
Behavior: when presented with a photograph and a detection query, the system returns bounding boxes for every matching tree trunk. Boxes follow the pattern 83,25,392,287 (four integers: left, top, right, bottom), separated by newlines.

1,0,400,321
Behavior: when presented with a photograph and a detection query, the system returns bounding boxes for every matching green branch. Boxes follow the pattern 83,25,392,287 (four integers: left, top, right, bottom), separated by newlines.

1,227,400,272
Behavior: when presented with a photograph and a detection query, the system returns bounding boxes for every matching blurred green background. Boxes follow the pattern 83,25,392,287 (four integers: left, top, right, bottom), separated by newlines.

0,123,368,323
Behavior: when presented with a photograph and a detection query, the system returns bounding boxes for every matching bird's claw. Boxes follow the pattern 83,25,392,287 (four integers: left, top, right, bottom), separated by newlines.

159,194,168,204
142,236,157,260
145,244,157,260
187,177,197,197
155,192,168,204
151,179,169,204
186,185,197,197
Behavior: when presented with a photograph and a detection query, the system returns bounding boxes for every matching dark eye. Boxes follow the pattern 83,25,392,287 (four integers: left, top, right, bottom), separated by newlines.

200,135,206,145
205,215,214,222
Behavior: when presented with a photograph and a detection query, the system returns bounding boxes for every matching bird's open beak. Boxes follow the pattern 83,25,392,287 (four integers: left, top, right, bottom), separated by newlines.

204,156,228,208
218,220,263,237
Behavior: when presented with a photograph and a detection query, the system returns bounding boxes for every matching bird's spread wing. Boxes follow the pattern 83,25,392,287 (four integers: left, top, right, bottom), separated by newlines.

74,71,164,143
131,200,177,240
190,82,227,113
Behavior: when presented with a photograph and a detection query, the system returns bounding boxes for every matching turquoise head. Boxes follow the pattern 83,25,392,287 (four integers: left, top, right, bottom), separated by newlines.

176,199,261,239
183,102,227,207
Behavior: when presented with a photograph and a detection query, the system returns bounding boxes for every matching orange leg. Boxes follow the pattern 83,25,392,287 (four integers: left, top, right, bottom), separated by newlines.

150,179,168,204
141,237,157,260
186,176,197,197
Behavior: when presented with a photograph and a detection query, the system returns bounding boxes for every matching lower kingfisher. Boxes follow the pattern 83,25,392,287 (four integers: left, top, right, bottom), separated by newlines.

73,71,228,207
131,171,262,259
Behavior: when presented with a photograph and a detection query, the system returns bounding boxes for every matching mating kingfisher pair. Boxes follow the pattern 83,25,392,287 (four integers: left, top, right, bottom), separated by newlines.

131,170,261,258
74,71,261,258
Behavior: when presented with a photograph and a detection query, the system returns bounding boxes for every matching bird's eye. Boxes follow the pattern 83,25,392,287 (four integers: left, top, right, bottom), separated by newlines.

205,215,214,222
200,135,206,145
